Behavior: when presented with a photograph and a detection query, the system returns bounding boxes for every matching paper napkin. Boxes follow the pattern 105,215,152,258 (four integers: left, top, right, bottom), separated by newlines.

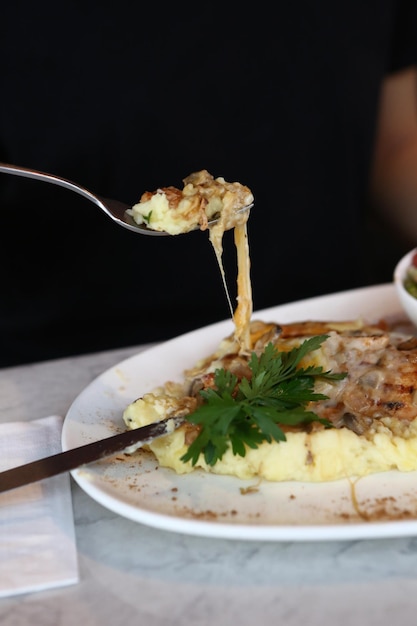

0,415,79,597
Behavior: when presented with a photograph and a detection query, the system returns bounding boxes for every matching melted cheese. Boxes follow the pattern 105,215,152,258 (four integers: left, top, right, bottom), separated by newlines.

128,169,254,350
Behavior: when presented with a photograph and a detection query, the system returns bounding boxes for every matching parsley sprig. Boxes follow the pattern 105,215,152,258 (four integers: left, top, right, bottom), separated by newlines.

181,335,346,466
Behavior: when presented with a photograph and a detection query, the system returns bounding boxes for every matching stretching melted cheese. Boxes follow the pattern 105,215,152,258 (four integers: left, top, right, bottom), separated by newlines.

128,169,254,351
123,319,417,482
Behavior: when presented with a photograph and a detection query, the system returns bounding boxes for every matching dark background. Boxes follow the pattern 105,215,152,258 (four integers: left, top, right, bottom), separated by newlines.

1,2,416,367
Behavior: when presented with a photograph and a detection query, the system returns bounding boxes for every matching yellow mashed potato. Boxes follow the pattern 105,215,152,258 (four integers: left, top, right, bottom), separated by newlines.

123,391,417,482
123,318,417,483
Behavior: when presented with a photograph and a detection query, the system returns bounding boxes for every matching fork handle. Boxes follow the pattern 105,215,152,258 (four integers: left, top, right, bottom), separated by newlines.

0,162,100,207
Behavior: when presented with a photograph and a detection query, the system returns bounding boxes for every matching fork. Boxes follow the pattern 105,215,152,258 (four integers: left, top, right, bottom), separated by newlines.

0,162,252,236
0,161,169,235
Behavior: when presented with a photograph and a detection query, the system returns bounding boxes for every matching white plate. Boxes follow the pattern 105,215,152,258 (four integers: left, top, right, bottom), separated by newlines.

62,283,417,541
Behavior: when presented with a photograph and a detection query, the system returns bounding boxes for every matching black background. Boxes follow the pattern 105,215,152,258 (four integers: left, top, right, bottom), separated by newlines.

1,2,416,366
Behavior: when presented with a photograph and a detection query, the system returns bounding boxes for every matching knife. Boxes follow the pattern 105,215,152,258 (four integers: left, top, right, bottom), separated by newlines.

0,416,185,493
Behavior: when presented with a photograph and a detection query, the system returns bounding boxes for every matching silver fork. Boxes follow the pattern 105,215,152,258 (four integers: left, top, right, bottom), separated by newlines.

0,162,252,236
0,161,168,236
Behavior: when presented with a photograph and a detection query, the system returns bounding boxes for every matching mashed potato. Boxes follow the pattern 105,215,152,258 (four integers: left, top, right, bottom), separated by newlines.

127,169,253,235
123,319,417,482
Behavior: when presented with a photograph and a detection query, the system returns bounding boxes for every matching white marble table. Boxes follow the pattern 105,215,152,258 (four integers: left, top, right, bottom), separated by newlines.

1,343,417,626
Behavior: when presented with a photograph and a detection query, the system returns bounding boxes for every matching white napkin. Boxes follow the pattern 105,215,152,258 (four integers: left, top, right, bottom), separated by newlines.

0,415,79,597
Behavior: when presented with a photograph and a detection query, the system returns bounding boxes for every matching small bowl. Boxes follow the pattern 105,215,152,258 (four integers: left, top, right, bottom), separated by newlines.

394,248,417,327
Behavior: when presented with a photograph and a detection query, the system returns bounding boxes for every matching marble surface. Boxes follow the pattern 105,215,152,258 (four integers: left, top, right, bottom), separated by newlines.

2,344,417,625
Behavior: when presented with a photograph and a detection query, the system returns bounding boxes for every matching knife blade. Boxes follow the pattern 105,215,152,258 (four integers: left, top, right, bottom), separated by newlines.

0,416,185,493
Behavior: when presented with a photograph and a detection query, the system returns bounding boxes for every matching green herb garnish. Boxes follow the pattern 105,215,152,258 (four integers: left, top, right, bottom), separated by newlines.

181,335,346,467
142,210,153,224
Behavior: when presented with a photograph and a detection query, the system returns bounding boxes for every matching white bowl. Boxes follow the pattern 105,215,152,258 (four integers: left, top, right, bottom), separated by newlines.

394,248,417,327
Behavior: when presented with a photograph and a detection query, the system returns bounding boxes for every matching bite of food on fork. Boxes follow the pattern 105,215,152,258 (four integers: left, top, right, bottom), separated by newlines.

0,163,253,237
